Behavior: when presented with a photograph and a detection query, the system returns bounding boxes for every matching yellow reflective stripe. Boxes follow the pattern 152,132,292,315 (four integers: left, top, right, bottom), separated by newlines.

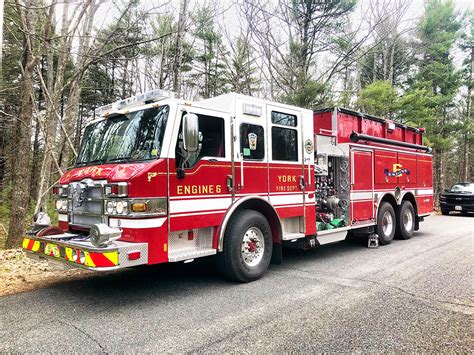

84,251,95,267
65,247,73,261
103,251,119,266
22,238,30,249
32,241,41,252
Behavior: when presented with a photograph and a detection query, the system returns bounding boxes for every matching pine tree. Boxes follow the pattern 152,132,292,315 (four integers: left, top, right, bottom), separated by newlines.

402,0,461,202
225,36,258,95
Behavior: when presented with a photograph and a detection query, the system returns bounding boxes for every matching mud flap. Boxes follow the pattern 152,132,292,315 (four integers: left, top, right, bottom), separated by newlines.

271,242,282,264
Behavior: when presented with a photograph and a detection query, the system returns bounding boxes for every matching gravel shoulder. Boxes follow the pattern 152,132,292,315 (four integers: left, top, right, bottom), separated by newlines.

0,249,86,296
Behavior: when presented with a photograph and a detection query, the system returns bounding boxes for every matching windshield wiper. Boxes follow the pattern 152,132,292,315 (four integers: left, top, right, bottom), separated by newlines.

77,159,107,166
107,157,132,163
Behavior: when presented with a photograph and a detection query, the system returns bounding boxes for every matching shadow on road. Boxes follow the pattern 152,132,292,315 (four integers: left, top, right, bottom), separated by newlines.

17,230,432,305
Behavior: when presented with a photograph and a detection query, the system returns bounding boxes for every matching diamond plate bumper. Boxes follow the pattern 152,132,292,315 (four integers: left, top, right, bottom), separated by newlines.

22,234,148,271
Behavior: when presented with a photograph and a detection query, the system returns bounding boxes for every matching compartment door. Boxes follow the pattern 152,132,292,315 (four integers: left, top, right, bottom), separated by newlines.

374,150,398,187
397,153,417,186
351,149,374,222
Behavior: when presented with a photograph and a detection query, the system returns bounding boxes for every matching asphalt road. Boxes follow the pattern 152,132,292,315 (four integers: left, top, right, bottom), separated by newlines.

1,214,473,352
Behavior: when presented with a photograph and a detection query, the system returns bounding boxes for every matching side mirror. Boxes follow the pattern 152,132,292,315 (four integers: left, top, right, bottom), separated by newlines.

182,113,199,152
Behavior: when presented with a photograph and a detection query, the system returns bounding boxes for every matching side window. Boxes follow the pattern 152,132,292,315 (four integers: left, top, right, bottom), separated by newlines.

240,123,264,160
176,113,225,169
271,111,297,127
271,110,298,162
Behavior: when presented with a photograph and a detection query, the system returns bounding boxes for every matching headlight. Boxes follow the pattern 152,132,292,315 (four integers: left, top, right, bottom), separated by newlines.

104,198,166,217
55,199,68,211
106,201,115,214
115,201,126,214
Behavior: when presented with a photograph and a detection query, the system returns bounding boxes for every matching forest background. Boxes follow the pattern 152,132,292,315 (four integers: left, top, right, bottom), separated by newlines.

0,0,472,248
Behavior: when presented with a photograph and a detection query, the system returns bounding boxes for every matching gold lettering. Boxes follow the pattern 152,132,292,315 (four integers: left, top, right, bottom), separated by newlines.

177,184,223,195
278,176,282,182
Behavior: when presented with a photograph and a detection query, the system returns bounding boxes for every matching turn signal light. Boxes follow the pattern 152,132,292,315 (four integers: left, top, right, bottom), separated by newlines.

131,203,147,212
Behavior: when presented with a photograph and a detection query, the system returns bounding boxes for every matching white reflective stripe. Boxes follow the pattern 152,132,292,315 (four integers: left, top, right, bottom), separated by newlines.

270,194,304,206
170,194,232,200
350,191,373,200
109,217,166,229
417,189,433,196
171,210,227,218
170,197,232,214
58,213,68,222
275,204,305,209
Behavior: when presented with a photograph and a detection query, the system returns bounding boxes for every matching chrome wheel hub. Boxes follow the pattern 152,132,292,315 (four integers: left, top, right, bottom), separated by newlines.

241,227,264,267
382,211,394,236
403,209,413,231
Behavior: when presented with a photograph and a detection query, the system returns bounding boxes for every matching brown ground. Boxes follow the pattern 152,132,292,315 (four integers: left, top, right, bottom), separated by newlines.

0,248,87,297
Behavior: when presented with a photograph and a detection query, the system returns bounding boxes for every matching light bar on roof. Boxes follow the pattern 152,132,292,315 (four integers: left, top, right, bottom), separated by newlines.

94,89,174,117
144,89,173,102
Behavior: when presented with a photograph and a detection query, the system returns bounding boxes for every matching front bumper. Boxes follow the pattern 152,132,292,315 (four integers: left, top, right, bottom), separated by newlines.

440,202,474,213
22,233,148,271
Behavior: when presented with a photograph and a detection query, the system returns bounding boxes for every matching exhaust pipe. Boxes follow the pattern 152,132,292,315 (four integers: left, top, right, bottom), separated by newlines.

350,132,432,153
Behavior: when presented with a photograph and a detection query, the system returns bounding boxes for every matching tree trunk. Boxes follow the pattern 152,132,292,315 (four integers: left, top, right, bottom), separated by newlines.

173,0,188,96
372,50,377,83
6,7,38,248
388,42,396,85
462,47,472,181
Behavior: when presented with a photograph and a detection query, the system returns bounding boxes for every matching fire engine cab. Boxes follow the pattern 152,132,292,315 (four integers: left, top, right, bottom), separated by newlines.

23,90,433,282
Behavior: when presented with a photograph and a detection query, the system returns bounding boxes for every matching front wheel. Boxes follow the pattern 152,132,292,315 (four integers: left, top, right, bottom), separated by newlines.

216,210,273,282
377,202,396,245
396,200,415,240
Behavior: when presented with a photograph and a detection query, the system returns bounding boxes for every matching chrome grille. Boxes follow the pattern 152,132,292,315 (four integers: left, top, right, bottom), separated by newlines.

68,180,106,228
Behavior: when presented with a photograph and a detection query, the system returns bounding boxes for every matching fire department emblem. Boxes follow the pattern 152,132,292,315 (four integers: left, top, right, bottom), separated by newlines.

248,133,257,150
384,163,410,177
72,183,87,208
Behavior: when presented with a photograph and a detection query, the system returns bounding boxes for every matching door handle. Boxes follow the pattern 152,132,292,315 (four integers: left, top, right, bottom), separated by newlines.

226,175,233,192
299,175,305,190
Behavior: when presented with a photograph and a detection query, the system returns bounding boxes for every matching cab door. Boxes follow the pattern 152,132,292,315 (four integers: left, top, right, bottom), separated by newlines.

266,105,306,233
168,106,232,232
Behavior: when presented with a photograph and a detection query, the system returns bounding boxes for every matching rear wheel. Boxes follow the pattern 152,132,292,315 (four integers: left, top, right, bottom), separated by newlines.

396,200,415,240
216,210,273,282
377,202,396,245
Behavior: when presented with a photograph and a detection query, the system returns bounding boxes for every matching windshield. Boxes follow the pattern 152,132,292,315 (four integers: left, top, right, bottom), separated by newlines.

450,183,474,193
77,105,169,166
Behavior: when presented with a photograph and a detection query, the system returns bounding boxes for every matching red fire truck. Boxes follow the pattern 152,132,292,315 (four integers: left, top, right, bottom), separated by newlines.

23,90,433,282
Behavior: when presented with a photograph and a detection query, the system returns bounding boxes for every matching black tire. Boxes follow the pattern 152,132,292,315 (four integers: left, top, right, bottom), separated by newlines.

396,200,415,240
377,202,396,245
216,209,273,282
441,209,450,215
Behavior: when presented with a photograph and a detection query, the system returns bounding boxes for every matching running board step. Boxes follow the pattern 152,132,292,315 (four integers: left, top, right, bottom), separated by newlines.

168,248,216,262
281,233,305,241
